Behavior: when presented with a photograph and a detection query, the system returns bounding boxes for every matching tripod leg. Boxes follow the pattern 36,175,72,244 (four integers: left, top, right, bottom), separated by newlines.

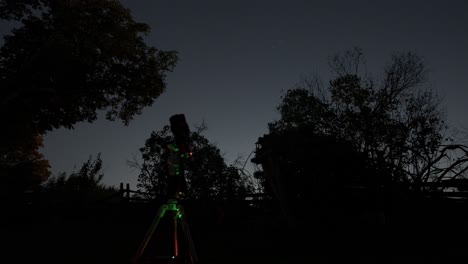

179,206,198,263
133,204,168,264
174,214,179,257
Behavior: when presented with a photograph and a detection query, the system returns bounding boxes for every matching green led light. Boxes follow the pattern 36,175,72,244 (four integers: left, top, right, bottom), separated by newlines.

169,143,179,152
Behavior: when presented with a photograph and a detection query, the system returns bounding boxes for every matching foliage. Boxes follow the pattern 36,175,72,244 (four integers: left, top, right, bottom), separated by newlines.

130,125,254,200
0,0,177,131
42,153,117,205
0,134,50,204
269,47,448,189
0,0,177,191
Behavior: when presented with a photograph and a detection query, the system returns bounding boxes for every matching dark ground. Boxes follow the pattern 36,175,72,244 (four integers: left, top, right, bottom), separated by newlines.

2,198,468,264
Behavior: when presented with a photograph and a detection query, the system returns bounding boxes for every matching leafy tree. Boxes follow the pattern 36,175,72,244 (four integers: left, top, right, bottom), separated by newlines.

1,0,177,130
0,0,177,192
130,125,254,200
42,153,117,205
0,134,50,205
269,47,448,191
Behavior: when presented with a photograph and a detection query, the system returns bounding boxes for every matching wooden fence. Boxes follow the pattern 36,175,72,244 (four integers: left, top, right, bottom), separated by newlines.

115,181,468,206
115,182,276,212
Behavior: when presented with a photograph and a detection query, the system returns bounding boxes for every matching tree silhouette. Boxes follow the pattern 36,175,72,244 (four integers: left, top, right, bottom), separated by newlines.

0,134,50,205
269,47,447,191
0,0,177,195
130,125,254,200
42,153,117,206
252,48,468,229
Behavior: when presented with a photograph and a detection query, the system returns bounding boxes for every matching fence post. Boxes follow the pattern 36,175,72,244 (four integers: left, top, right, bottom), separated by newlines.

119,183,125,203
126,183,130,200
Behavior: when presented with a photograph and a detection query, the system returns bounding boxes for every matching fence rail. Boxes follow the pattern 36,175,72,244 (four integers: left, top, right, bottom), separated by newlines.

116,182,468,204
116,182,273,204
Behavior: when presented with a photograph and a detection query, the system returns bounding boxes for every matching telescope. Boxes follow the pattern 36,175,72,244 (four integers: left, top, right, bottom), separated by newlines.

167,114,192,198
133,114,198,264
169,114,190,152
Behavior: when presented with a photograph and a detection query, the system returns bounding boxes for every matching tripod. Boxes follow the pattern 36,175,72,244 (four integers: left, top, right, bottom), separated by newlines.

133,197,198,264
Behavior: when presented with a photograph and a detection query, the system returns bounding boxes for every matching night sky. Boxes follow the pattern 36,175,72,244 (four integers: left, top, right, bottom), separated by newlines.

9,0,466,189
